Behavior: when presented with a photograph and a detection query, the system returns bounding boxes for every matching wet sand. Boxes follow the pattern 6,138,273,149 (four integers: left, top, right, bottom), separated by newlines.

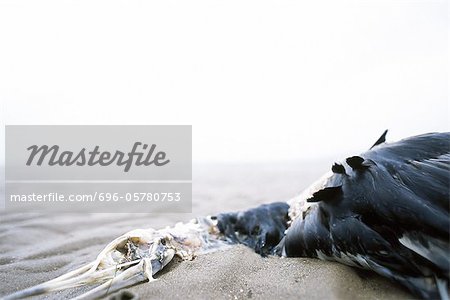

0,162,411,299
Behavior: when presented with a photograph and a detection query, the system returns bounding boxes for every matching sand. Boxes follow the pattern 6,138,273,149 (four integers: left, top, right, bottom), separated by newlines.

0,161,411,299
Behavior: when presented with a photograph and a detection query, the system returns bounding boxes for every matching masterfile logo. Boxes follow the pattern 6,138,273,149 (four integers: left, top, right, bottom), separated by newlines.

4,125,192,213
26,142,170,172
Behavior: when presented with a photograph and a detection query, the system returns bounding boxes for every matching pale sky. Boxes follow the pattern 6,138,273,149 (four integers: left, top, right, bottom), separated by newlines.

0,0,448,163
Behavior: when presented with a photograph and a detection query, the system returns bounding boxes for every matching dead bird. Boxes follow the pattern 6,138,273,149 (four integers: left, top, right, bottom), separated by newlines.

3,131,449,300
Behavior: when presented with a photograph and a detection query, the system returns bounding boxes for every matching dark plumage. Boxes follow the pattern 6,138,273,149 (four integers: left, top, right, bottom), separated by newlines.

217,132,450,299
217,202,290,256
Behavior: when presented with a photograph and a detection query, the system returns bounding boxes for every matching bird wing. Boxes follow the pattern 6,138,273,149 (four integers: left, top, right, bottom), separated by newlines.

284,132,450,299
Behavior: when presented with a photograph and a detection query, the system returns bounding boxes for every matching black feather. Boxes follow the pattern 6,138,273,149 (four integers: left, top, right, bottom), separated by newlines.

307,186,342,203
370,129,388,149
331,163,346,174
346,156,367,170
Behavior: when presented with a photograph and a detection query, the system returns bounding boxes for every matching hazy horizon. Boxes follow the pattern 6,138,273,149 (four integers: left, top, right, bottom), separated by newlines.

1,0,448,163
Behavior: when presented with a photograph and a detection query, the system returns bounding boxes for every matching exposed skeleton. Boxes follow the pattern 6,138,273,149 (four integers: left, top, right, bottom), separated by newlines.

3,217,229,300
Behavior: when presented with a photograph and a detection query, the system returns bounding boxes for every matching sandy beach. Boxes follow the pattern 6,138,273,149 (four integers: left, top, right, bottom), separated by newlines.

0,161,411,299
